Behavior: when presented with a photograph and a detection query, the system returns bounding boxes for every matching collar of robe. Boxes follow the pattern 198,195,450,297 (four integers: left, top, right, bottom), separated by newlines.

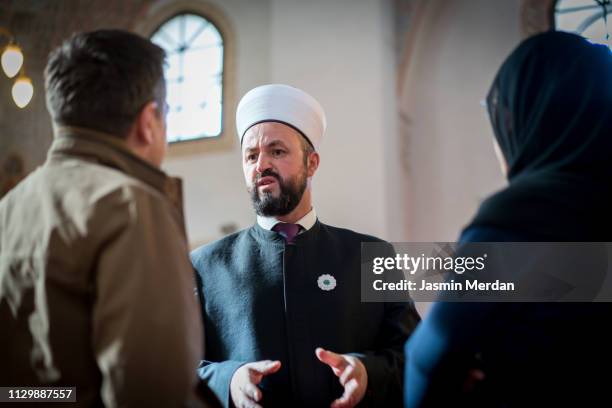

251,219,322,246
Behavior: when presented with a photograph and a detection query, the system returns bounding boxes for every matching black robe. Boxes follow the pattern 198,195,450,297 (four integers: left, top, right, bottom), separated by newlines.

191,220,420,407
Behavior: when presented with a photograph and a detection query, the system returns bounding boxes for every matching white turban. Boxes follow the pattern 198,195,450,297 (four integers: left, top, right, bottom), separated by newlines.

236,84,327,150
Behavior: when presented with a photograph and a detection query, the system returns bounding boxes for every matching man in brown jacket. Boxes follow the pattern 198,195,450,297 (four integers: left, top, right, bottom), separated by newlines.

0,30,216,407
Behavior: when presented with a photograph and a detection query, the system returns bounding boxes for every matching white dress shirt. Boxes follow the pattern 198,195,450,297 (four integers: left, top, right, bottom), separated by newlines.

256,208,317,233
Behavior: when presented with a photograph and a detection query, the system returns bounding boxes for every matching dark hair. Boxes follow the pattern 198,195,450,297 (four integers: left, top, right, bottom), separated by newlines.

44,29,166,138
299,133,315,165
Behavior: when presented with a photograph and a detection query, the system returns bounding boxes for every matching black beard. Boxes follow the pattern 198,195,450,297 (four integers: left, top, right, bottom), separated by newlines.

249,168,307,217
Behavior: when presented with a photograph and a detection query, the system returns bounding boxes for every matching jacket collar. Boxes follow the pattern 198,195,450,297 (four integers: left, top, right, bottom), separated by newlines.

47,126,184,218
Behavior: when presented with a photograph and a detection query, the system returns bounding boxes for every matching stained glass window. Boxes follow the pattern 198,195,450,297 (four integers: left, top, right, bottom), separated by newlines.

151,13,224,143
555,0,612,48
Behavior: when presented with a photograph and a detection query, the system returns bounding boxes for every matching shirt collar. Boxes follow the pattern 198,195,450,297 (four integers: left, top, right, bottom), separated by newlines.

257,207,317,232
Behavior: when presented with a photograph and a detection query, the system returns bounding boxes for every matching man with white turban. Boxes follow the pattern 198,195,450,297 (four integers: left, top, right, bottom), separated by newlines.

191,84,419,408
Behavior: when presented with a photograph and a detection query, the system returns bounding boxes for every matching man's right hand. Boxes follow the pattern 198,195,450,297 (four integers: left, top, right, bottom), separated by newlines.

230,360,281,408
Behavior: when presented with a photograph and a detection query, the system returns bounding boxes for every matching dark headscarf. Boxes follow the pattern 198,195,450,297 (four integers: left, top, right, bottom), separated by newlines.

465,31,612,241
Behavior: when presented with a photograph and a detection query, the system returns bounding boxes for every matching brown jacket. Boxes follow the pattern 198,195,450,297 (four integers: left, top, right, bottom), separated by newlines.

0,127,208,407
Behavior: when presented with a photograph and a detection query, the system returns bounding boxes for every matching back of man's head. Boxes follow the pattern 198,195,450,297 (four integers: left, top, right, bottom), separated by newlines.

44,29,166,138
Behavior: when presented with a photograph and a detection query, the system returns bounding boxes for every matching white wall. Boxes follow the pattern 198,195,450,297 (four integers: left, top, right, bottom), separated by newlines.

400,0,522,242
162,0,272,247
268,0,400,240
163,0,399,246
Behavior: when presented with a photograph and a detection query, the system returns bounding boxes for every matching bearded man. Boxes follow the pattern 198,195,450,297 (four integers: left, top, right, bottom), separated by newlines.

191,84,420,408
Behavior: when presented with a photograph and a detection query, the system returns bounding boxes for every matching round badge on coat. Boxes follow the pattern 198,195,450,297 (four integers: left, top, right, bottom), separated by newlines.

317,274,337,291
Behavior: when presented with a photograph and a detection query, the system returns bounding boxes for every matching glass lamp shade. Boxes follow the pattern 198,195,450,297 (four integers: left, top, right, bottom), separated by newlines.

1,44,24,78
12,76,33,108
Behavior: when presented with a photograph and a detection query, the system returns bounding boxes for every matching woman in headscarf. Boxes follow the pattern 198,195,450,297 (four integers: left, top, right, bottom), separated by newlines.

404,31,612,407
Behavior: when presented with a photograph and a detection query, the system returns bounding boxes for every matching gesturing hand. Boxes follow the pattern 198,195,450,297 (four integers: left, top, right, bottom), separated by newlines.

230,360,281,408
315,348,368,408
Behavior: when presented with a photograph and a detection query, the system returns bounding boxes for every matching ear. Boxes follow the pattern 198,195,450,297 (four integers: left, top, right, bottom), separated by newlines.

134,101,159,146
306,151,320,177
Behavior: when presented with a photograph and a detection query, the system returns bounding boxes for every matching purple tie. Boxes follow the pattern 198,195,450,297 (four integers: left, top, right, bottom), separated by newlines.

272,223,301,244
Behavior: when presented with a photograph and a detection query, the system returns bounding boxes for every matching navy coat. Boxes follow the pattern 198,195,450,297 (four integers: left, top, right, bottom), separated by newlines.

192,221,420,407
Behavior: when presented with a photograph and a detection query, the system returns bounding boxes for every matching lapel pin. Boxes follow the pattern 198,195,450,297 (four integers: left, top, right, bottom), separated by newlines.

317,274,337,291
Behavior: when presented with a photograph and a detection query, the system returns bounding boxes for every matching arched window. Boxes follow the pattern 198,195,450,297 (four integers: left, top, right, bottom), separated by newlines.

555,0,612,48
151,13,224,143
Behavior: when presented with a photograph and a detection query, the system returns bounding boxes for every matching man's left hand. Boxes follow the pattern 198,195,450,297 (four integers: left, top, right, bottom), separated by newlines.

315,347,368,408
